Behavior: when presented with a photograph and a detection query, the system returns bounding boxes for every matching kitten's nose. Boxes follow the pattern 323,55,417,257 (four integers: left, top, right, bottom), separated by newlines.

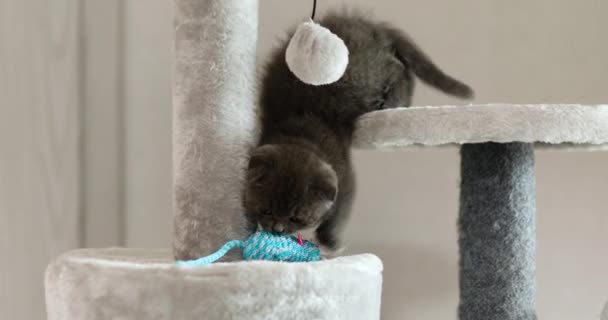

272,223,285,233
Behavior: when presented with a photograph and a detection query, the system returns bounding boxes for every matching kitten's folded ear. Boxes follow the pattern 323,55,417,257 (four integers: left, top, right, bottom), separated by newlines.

247,145,278,183
311,180,338,202
385,26,474,99
312,164,338,202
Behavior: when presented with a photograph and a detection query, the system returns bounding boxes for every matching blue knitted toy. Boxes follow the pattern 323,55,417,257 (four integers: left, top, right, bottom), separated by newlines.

176,231,321,267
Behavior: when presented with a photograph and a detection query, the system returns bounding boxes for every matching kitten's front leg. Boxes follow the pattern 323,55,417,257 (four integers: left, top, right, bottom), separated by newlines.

315,216,342,253
316,213,349,258
315,175,354,257
319,243,346,259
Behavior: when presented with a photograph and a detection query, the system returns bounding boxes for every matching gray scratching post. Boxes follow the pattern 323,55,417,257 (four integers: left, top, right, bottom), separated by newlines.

173,0,259,260
459,143,537,320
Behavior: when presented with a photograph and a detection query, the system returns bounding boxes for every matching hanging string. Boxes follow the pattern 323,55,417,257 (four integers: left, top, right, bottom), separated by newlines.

311,0,317,20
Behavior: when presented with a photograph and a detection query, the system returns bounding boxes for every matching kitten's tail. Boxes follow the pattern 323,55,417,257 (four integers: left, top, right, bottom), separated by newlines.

386,26,474,99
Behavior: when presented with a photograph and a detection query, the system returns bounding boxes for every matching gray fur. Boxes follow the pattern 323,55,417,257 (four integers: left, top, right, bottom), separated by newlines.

173,0,258,260
459,143,537,320
246,12,474,249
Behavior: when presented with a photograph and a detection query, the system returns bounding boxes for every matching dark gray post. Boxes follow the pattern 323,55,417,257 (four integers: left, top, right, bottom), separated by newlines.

459,143,537,320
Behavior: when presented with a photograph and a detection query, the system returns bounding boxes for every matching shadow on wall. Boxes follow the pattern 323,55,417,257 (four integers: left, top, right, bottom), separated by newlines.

346,242,458,319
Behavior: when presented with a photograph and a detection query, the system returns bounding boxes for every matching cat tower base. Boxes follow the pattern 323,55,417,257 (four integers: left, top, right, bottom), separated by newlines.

45,248,383,320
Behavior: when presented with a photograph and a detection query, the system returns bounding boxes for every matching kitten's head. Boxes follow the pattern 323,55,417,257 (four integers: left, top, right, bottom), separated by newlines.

244,144,338,234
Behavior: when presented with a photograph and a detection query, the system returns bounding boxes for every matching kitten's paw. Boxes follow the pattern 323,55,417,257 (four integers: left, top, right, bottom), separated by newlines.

319,245,345,259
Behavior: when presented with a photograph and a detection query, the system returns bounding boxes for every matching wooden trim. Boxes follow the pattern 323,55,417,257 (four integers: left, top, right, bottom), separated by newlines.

124,0,174,247
81,0,125,247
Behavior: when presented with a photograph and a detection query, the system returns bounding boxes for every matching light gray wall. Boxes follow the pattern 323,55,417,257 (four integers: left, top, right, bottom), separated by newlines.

1,2,127,317
0,1,82,319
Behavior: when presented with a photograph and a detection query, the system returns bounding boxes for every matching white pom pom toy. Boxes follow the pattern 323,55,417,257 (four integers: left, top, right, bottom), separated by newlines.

285,2,349,86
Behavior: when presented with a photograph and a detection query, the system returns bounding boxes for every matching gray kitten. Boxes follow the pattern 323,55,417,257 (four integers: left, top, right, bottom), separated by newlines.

244,12,473,250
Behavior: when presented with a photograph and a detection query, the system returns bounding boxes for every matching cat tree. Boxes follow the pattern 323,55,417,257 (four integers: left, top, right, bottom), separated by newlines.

45,1,608,319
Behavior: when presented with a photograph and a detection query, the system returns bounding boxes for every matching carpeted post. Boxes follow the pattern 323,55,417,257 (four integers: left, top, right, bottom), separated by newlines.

173,0,259,260
459,143,537,320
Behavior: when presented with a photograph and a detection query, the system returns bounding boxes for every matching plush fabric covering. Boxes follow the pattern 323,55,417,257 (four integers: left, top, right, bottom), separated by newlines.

459,143,537,320
173,0,259,260
353,104,608,149
285,20,349,85
45,249,383,320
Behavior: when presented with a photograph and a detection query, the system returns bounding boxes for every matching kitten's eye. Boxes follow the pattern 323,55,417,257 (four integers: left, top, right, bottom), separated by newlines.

382,83,392,98
372,98,385,109
289,217,303,224
260,209,272,217
372,83,392,109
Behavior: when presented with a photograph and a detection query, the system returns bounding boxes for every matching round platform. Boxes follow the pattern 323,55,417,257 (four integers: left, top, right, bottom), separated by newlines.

45,248,383,320
353,104,608,150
